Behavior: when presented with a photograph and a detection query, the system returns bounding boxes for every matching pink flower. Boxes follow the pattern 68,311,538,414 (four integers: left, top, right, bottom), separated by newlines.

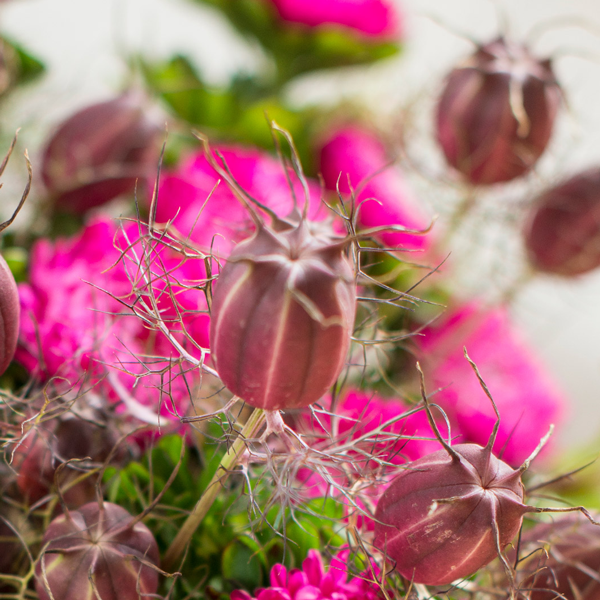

267,0,402,39
231,549,381,600
419,302,567,466
319,126,432,252
17,218,209,426
156,145,328,259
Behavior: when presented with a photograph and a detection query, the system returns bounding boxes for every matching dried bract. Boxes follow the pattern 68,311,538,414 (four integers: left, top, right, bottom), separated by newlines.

436,37,561,185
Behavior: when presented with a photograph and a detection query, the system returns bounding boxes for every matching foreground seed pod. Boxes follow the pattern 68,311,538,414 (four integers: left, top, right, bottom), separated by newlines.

41,92,161,213
436,37,561,185
210,216,356,411
0,253,18,376
524,168,600,276
36,502,159,600
374,358,598,586
521,514,600,600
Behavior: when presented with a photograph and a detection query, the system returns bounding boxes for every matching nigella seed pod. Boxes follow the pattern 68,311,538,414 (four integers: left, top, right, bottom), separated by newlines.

522,514,600,600
35,502,159,600
210,218,356,411
374,442,527,585
0,253,18,376
41,92,161,213
524,168,600,276
436,37,561,185
374,357,599,586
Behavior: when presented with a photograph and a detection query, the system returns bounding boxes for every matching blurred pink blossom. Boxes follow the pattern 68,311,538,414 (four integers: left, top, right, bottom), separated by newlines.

156,145,328,259
268,0,402,39
17,218,209,427
231,549,381,600
319,125,432,252
419,302,567,466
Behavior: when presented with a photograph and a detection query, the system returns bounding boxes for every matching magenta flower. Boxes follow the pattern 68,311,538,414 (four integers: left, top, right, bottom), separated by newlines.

319,125,432,252
419,302,567,466
17,218,209,426
268,0,402,39
230,549,381,600
155,145,327,259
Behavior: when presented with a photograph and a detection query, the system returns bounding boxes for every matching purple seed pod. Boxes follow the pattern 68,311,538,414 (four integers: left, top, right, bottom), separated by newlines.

522,514,600,600
35,502,159,600
0,253,18,376
524,168,600,276
210,217,356,411
373,357,599,586
41,92,161,213
436,37,561,185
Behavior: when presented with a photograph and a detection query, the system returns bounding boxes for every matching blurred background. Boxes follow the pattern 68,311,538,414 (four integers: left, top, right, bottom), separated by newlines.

2,0,600,449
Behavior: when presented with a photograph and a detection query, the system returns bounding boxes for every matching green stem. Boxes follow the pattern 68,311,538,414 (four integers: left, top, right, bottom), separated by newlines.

162,408,266,571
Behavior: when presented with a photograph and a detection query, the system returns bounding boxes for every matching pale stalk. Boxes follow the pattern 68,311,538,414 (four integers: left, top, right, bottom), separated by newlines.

162,408,266,571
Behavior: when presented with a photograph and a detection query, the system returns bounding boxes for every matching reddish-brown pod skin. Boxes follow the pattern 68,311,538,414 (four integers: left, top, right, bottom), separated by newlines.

0,253,18,376
524,168,600,276
41,92,161,213
523,515,600,600
210,220,356,411
436,37,561,185
374,443,527,585
36,502,159,600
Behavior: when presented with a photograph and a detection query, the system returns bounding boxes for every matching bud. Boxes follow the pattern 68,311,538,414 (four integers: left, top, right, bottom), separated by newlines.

436,37,561,185
210,217,356,411
523,514,600,600
41,92,161,213
524,168,600,276
0,253,18,376
36,502,159,600
374,442,527,585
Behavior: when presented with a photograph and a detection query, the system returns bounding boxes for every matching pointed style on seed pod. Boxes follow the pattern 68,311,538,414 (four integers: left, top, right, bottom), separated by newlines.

0,253,19,376
35,502,159,600
521,514,600,600
373,357,598,586
41,91,161,213
524,168,600,276
436,37,561,185
207,133,357,411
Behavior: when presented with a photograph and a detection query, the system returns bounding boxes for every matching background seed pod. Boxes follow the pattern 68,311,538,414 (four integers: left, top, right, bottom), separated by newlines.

436,37,561,185
0,253,19,377
374,442,527,585
210,220,356,411
520,514,600,600
41,92,162,213
524,168,600,276
35,502,159,600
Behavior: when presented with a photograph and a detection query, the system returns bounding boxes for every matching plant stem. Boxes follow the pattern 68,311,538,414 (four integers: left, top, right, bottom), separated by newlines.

162,408,266,571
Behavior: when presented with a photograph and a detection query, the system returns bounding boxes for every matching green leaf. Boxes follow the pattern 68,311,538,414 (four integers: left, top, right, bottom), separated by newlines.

221,540,264,590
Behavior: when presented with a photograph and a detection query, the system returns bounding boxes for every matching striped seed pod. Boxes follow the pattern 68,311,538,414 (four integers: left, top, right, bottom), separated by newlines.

436,37,561,185
210,217,356,411
36,502,159,600
0,253,18,376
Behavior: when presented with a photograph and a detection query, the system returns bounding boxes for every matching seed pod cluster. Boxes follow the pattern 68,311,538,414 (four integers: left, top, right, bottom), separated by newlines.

36,502,159,600
210,216,356,411
0,253,18,376
41,92,161,213
436,37,561,185
524,168,600,276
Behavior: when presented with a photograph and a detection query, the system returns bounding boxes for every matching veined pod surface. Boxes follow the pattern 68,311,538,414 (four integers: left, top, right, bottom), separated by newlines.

36,502,159,600
524,168,600,276
210,218,356,411
374,442,527,585
436,37,561,185
0,253,18,376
